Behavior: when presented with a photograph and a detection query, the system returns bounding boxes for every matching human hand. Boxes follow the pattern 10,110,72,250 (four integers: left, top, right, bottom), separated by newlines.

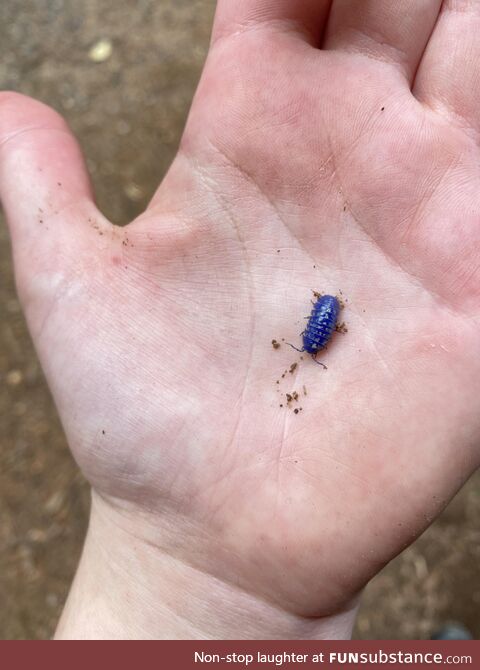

2,0,480,639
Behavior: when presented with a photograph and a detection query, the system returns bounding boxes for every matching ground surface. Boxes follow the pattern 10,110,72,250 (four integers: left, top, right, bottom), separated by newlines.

1,0,479,640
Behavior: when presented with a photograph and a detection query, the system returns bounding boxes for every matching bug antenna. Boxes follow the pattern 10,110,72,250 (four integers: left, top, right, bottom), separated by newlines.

285,342,304,353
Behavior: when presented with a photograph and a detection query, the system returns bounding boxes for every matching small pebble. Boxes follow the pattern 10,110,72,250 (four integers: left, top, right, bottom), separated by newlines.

124,182,144,202
6,370,23,386
88,38,113,63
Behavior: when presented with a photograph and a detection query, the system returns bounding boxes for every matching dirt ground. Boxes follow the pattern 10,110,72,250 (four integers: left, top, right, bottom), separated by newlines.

1,0,479,640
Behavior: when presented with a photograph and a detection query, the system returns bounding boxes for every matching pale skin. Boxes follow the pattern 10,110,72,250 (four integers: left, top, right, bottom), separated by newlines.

1,0,480,639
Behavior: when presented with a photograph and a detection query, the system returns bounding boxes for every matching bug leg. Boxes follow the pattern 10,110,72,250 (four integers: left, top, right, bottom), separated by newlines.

286,342,304,353
312,353,327,369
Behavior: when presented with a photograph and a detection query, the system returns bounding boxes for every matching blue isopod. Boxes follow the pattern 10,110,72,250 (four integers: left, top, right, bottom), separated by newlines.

288,294,340,367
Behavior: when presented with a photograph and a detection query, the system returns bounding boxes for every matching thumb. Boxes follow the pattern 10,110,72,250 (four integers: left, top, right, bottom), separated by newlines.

0,92,107,323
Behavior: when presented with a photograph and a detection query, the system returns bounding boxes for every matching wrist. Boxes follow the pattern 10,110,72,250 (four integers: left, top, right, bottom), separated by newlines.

55,493,357,640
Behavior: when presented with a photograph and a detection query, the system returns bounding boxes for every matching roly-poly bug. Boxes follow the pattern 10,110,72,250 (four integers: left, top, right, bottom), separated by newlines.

287,294,340,367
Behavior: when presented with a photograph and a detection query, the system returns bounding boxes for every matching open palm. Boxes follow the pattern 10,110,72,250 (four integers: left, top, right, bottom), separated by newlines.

2,0,480,634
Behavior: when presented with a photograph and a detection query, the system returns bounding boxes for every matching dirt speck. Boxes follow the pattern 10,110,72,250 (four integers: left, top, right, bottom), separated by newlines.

271,339,280,349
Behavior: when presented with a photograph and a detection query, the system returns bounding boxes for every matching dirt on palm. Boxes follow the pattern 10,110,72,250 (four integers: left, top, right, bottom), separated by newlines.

1,0,479,639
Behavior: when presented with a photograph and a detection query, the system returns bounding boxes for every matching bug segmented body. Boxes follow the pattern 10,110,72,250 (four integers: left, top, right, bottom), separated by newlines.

303,295,340,354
